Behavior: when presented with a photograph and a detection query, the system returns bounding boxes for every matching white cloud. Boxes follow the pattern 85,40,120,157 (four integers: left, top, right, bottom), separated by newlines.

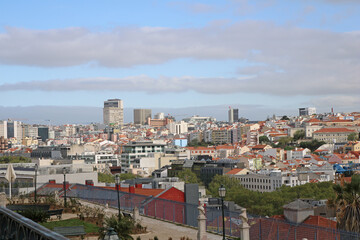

311,95,360,108
0,74,359,99
0,22,359,98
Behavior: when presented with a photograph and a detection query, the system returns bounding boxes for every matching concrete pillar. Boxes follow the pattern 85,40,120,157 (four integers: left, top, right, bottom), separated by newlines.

197,204,207,240
133,206,140,222
0,192,7,207
239,208,250,240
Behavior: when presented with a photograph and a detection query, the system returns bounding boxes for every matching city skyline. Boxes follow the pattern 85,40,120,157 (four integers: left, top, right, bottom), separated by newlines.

0,1,359,120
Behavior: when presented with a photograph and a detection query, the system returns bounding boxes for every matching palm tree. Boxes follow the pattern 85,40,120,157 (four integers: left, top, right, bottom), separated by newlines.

333,174,360,233
99,214,135,240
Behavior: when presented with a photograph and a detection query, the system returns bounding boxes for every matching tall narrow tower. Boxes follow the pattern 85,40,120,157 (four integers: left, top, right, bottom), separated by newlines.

103,99,124,126
228,107,239,123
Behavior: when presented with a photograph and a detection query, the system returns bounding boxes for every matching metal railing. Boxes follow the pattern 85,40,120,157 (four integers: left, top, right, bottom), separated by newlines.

46,183,360,240
0,207,67,240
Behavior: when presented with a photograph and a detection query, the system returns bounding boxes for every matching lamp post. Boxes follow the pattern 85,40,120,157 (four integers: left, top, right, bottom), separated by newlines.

115,174,121,220
34,164,38,203
218,184,226,240
63,167,67,208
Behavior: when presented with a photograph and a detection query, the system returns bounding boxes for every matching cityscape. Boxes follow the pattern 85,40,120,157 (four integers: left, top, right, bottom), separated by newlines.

0,1,360,240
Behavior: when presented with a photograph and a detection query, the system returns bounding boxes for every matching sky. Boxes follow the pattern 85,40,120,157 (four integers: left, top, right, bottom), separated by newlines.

0,0,359,123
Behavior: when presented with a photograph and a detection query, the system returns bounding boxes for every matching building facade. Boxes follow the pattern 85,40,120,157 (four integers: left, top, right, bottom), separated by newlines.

103,99,124,126
134,109,152,125
313,128,356,143
228,108,239,123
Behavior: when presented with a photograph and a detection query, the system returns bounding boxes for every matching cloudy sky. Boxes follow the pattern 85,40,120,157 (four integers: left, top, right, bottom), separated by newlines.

0,0,359,123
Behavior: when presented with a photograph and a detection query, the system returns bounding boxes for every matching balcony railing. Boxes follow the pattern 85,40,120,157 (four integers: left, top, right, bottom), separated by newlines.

0,207,67,240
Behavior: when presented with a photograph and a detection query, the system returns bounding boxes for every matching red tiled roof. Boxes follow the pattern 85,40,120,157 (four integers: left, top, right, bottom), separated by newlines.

225,168,244,175
102,186,164,196
313,128,355,133
307,118,321,123
303,215,336,228
186,147,215,151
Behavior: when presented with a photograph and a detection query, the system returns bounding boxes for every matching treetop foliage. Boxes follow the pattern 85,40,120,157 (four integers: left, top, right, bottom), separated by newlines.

208,175,335,216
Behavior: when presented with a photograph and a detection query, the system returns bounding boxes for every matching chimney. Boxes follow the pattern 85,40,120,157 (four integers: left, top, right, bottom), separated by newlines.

129,185,135,194
283,199,314,224
85,180,94,186
49,179,56,184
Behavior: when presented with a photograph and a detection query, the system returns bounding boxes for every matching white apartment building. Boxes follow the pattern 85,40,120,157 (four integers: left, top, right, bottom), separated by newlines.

121,141,166,173
23,124,38,138
246,130,259,146
168,121,188,134
0,121,7,138
94,150,120,166
234,171,301,193
305,125,323,138
287,148,311,160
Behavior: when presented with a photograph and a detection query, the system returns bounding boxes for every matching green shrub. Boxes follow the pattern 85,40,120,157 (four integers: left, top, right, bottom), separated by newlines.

21,209,48,223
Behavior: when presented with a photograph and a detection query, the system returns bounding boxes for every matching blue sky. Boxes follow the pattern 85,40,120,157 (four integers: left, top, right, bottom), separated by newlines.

0,0,359,122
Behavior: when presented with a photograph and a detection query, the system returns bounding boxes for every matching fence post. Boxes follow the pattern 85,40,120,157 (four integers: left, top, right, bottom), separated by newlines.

163,202,165,220
259,218,262,240
239,208,250,240
197,204,207,240
173,204,175,222
0,192,6,207
154,200,157,219
229,215,232,236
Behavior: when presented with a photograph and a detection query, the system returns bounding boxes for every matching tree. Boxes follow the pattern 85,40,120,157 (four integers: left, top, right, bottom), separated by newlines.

348,132,359,141
120,173,137,181
176,169,201,184
0,156,31,164
259,136,270,144
332,175,360,233
293,130,305,141
99,214,135,240
281,115,290,120
98,173,115,183
300,139,326,152
277,137,293,148
207,175,243,199
207,176,335,217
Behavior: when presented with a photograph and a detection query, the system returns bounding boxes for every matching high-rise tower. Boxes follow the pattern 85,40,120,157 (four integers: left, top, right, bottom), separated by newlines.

228,108,239,123
103,99,124,126
133,109,152,125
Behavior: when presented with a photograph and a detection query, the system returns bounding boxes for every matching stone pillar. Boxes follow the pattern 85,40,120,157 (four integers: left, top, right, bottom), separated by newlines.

239,208,250,240
197,204,207,240
0,192,7,207
133,206,140,222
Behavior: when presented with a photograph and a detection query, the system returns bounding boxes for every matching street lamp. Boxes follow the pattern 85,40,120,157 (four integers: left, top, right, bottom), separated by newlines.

103,227,119,240
218,184,226,240
63,167,67,208
34,164,38,203
115,174,121,220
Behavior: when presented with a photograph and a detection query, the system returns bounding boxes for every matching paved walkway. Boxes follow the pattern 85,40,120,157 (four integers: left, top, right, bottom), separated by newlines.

80,200,222,240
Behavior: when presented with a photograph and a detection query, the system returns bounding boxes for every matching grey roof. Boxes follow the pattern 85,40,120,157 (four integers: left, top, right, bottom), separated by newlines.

283,199,313,210
183,160,194,168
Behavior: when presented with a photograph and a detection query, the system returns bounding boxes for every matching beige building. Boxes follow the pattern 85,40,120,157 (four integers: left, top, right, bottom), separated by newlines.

134,109,152,125
103,99,124,126
22,137,38,146
305,125,323,138
343,141,360,153
212,128,232,144
313,128,356,143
